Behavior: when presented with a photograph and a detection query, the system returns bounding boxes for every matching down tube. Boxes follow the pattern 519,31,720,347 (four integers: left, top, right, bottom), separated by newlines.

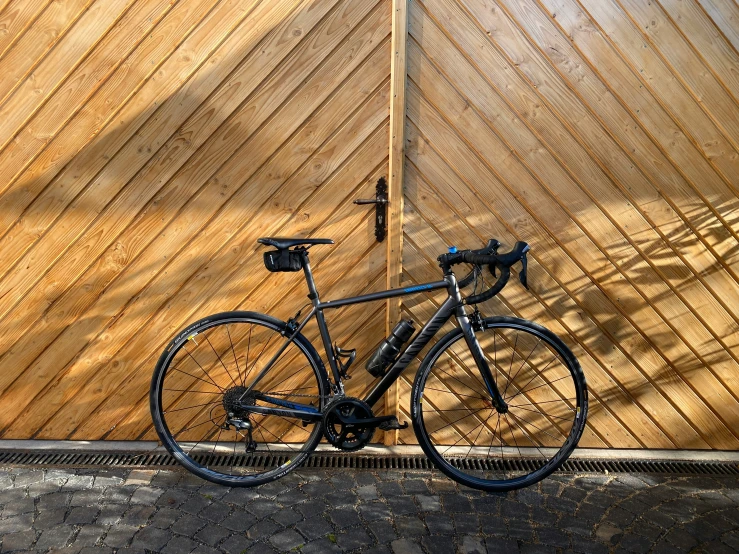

364,295,459,408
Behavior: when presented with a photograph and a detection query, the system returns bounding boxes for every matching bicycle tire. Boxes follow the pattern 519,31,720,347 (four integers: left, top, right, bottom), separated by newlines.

150,311,330,487
411,316,587,492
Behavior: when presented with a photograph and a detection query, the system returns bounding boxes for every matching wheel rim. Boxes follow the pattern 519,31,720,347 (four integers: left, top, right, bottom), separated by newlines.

153,317,326,483
416,321,584,489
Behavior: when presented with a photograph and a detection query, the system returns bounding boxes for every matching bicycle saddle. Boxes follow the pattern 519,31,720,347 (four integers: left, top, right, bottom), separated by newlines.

257,237,334,249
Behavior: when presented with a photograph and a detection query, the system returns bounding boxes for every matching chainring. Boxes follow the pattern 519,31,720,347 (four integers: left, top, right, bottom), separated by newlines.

322,397,374,452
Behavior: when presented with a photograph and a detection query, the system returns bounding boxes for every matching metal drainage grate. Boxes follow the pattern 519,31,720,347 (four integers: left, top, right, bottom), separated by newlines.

0,451,737,475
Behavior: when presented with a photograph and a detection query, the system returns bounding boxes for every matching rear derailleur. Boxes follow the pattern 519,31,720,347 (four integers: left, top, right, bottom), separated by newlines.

221,385,257,453
221,417,257,453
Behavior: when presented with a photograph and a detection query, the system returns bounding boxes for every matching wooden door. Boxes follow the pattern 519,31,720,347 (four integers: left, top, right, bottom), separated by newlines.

396,0,739,450
0,0,391,440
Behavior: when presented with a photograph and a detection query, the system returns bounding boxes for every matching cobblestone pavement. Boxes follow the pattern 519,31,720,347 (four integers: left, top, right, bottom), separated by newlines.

0,466,737,553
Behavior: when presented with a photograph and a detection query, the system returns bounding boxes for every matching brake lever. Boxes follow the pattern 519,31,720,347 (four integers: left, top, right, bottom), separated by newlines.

519,251,529,290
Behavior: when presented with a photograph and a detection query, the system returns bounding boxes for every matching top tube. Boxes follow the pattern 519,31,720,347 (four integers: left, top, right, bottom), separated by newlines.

317,281,449,310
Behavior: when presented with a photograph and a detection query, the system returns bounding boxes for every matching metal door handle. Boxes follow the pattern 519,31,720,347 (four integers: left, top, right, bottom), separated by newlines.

354,177,388,242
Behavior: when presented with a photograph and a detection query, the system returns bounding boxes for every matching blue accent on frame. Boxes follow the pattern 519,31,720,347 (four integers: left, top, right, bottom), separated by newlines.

263,396,319,413
404,283,435,293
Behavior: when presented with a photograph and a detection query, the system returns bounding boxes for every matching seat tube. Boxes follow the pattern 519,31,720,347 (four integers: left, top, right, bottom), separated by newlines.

302,254,341,384
456,305,508,413
301,253,319,301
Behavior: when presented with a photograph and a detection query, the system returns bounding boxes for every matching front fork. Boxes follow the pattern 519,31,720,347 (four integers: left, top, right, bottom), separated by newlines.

456,306,509,413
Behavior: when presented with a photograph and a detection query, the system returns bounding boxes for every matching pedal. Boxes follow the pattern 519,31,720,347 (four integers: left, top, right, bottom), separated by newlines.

334,344,356,380
378,417,408,431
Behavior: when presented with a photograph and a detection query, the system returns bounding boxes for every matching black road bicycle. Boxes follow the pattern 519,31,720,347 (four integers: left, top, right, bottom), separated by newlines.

150,236,588,492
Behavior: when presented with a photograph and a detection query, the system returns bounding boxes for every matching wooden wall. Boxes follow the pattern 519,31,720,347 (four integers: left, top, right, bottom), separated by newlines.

399,0,739,450
1,0,738,450
0,0,391,440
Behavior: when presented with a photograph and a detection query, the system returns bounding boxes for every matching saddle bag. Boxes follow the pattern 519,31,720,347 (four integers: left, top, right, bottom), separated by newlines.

263,248,303,272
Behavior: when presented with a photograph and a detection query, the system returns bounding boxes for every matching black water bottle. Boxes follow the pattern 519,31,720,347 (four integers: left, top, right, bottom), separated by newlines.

365,319,415,377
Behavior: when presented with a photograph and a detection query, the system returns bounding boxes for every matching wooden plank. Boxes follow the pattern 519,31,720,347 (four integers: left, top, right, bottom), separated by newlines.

0,0,91,102
698,0,739,54
568,0,739,241
0,0,135,151
109,205,389,440
2,47,390,438
0,0,50,60
22,100,390,439
409,7,739,377
406,84,729,447
0,0,344,338
435,0,739,425
384,0,408,446
0,12,390,393
91,161,389,439
0,0,218,228
404,124,689,448
616,0,739,151
0,0,285,309
409,3,739,443
659,0,739,100
494,0,739,355
401,180,641,448
401,242,612,448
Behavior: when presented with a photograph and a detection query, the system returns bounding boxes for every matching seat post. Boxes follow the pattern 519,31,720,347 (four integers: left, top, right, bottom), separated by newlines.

301,251,320,304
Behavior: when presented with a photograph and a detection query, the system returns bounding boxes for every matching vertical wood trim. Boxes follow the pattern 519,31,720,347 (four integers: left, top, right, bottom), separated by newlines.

384,0,408,446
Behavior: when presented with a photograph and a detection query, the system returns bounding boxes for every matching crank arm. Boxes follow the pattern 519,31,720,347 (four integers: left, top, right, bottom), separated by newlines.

333,413,397,427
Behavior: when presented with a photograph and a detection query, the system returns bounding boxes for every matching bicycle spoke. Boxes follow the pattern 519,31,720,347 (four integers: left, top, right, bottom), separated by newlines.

183,346,223,391
164,388,221,394
423,387,486,400
435,360,487,400
507,412,548,459
245,330,278,382
164,400,221,414
508,375,573,400
507,356,558,400
174,417,217,436
185,414,225,455
508,398,576,408
467,416,488,458
226,325,243,387
428,406,490,435
507,337,541,391
243,324,253,386
503,331,519,397
441,419,487,454
514,405,573,421
508,411,564,444
171,367,222,391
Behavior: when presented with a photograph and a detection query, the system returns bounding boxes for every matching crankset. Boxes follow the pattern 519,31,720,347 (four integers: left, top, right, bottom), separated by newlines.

322,397,407,452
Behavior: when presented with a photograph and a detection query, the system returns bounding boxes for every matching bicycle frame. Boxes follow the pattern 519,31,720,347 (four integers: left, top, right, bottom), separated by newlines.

241,252,506,421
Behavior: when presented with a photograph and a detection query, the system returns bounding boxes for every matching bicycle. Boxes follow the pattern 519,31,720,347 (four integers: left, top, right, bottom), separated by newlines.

150,236,588,492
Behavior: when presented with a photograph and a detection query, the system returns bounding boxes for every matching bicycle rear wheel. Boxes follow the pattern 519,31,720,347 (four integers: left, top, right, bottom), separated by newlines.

411,316,587,492
150,311,329,487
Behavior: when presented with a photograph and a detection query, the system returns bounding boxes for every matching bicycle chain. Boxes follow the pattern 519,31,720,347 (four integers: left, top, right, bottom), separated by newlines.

263,391,322,399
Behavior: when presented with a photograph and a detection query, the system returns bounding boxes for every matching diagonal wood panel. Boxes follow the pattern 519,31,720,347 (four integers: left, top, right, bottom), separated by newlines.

1,0,737,450
404,0,739,449
0,0,391,440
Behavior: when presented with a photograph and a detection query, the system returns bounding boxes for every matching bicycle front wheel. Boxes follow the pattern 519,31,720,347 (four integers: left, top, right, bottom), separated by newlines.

412,316,587,492
150,311,329,487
